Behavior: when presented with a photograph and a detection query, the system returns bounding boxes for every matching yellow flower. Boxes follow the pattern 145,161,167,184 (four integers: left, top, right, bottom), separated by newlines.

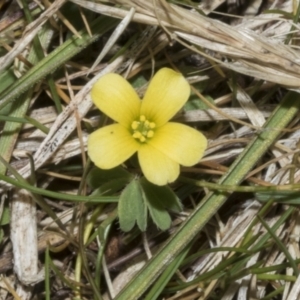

88,68,207,186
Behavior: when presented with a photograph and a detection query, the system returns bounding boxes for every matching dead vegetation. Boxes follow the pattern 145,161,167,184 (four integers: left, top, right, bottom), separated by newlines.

0,0,300,299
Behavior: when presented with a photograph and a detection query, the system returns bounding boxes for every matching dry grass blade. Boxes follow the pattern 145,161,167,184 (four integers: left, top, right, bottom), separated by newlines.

73,0,300,88
1,0,300,299
0,0,66,72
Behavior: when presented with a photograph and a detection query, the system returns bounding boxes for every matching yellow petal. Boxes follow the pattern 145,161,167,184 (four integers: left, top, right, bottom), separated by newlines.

149,122,207,166
88,124,139,169
91,73,141,127
141,68,190,126
138,144,179,186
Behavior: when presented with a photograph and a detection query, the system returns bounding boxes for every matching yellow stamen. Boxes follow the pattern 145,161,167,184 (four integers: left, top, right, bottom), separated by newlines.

131,116,156,143
133,132,142,139
131,121,139,130
149,122,156,129
147,131,154,138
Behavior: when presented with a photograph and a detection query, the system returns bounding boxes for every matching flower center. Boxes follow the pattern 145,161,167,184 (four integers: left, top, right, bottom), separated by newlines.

131,115,156,143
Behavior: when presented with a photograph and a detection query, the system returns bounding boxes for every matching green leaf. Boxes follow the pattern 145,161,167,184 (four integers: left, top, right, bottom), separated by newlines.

86,166,132,189
91,177,131,197
146,201,171,231
118,179,147,232
184,94,214,111
114,90,300,300
140,178,182,212
0,206,10,225
131,74,147,88
140,178,173,231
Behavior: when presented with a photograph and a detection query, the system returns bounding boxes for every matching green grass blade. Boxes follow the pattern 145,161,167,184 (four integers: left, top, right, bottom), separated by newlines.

0,172,118,202
257,214,298,275
144,242,192,300
0,16,117,111
114,91,300,300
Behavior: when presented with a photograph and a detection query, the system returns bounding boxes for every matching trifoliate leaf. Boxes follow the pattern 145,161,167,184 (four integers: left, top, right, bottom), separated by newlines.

140,178,182,212
91,177,131,196
140,178,173,231
118,179,147,232
87,166,132,189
